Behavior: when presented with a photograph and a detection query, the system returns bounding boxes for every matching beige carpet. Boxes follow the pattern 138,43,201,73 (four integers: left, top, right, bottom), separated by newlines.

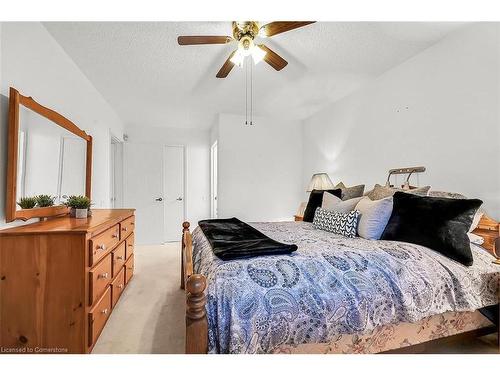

93,243,185,354
92,243,498,354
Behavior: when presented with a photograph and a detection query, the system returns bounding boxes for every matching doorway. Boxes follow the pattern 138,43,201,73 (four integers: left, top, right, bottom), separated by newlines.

210,141,218,219
123,143,185,245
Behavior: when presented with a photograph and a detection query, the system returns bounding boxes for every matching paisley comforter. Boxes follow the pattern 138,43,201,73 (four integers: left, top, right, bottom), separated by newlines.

192,221,499,354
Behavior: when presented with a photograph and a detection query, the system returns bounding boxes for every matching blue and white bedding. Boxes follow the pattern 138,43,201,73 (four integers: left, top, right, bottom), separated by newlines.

192,221,499,354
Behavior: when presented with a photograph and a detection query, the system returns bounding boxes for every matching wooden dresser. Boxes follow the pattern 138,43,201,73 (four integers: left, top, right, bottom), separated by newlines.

0,209,135,353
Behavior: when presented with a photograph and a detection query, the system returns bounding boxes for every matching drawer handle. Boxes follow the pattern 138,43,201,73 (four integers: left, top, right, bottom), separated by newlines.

97,244,106,251
127,267,133,270
117,284,124,289
128,244,133,247
122,227,128,232
98,272,109,279
112,233,119,238
101,309,109,315
116,256,124,260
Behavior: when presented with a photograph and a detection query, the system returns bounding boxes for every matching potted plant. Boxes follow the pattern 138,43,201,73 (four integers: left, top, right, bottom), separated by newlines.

35,195,55,207
17,196,37,209
65,195,91,218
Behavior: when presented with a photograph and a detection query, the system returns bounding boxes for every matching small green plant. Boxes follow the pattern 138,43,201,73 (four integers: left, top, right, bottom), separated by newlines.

65,195,91,209
35,195,56,207
17,196,37,209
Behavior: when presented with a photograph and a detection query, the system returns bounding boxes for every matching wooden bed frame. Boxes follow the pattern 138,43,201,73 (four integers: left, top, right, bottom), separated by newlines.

180,216,500,354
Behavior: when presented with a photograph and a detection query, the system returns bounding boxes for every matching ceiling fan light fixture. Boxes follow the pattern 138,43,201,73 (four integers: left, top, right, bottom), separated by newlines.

251,45,267,64
230,49,245,67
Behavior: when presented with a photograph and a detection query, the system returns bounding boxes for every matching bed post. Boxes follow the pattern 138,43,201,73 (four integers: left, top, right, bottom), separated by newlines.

181,221,209,353
181,221,190,290
186,274,208,354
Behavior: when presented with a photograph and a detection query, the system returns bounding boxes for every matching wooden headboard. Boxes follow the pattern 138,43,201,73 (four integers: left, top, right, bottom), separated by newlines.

473,214,500,261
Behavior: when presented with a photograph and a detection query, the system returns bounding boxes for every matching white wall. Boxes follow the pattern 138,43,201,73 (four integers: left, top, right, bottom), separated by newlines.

303,23,500,219
123,125,210,227
216,113,303,222
0,22,125,227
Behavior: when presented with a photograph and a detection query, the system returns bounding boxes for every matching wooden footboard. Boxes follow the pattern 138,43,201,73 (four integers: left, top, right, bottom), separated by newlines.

181,222,209,354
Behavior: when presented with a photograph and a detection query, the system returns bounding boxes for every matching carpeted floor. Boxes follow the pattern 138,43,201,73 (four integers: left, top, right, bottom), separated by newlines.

92,243,498,354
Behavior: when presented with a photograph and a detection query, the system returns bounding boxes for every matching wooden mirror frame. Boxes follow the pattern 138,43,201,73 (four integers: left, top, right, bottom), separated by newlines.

6,87,93,222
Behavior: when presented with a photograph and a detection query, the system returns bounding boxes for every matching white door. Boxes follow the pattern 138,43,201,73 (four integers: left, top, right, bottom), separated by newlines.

163,146,185,242
124,143,165,245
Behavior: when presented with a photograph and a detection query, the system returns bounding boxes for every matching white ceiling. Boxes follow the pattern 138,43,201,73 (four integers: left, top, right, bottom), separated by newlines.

43,22,464,129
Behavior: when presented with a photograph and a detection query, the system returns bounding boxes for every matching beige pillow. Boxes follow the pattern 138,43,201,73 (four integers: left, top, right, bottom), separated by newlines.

367,184,430,200
322,192,363,213
334,182,365,201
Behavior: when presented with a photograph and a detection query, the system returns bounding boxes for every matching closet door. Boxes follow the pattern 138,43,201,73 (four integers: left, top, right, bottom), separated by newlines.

163,145,185,242
123,143,165,245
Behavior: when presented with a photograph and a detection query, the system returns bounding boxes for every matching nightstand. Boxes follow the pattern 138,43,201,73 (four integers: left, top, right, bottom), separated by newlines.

294,215,303,222
472,214,500,265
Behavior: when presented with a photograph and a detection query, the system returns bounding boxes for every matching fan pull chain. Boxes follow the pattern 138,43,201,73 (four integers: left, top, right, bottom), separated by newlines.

245,60,248,125
250,61,253,125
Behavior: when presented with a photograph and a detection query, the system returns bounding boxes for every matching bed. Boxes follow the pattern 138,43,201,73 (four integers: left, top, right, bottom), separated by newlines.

180,217,500,354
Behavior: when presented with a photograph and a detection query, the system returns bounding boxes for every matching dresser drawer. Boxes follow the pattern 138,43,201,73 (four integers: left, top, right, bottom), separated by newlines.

89,224,120,266
125,254,134,284
126,232,135,259
120,215,135,238
111,267,126,308
88,287,112,347
89,253,112,306
112,241,126,277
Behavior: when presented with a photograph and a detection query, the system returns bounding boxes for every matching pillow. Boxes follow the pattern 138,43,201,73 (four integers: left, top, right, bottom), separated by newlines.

334,182,365,201
322,193,363,213
313,207,360,238
354,196,394,240
381,192,483,266
303,189,342,222
428,191,484,232
367,184,430,200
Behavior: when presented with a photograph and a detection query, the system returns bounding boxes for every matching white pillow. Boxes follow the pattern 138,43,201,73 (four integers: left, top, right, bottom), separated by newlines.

322,193,363,213
355,196,394,240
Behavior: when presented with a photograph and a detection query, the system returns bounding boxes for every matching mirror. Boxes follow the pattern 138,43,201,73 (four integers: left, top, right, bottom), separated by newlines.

6,87,92,222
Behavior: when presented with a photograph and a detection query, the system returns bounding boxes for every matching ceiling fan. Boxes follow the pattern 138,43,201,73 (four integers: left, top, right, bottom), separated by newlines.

177,21,315,78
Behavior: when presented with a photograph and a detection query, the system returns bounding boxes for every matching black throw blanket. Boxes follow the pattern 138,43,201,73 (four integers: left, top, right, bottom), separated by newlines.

198,217,297,260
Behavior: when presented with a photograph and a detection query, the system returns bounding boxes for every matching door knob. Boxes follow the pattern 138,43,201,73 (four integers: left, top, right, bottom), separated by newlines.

176,197,183,201
155,197,163,202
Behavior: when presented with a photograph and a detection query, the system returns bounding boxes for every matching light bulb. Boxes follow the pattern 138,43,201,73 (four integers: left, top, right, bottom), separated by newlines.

230,49,244,67
251,45,267,64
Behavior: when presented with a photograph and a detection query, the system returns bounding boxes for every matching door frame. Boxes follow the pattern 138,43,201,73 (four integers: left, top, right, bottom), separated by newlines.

109,130,124,208
210,141,217,219
162,144,187,243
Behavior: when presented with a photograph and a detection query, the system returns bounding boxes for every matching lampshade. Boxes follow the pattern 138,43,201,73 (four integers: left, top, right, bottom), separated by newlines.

306,173,334,192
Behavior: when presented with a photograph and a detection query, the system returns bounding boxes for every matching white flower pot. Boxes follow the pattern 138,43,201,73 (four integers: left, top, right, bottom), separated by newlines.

75,208,88,219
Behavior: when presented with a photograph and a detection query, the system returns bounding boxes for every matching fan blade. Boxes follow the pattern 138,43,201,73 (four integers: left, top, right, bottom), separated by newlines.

178,36,232,45
216,51,236,78
259,21,315,37
258,45,288,71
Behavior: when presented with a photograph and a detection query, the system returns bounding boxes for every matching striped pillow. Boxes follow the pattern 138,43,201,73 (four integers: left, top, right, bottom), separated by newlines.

313,207,360,238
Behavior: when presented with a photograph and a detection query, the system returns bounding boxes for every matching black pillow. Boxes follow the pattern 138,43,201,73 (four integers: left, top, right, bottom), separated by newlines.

303,189,342,222
381,192,482,266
